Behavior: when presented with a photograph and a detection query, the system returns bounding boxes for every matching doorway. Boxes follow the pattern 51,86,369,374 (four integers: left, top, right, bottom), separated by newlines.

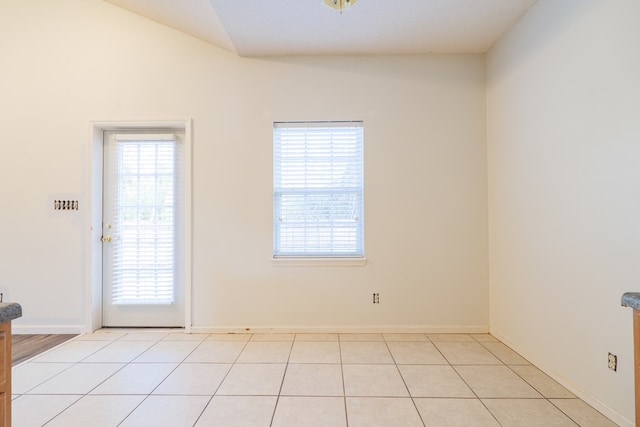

89,121,192,330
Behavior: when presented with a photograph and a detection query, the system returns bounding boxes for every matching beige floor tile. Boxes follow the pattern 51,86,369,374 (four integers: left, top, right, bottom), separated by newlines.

162,332,209,341
118,332,169,341
399,365,474,398
74,331,126,341
383,333,429,342
236,341,293,363
272,396,346,427
29,363,124,395
31,341,110,363
153,363,231,395
12,394,82,427
217,363,286,395
119,395,210,427
387,341,448,364
414,398,501,426
289,341,341,364
207,333,252,342
81,341,155,363
281,364,344,396
428,334,475,342
339,333,384,342
250,333,295,341
481,342,530,365
90,363,176,394
455,365,542,398
12,362,73,394
434,342,502,365
483,398,578,426
196,396,277,427
295,333,339,341
510,365,575,398
45,395,145,427
470,334,499,342
340,341,394,364
184,341,246,363
346,397,423,427
343,365,408,397
550,398,618,427
133,341,201,363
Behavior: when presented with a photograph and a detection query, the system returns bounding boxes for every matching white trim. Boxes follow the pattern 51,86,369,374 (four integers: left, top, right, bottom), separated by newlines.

271,257,367,267
88,120,193,332
190,325,490,334
88,125,104,333
183,120,193,333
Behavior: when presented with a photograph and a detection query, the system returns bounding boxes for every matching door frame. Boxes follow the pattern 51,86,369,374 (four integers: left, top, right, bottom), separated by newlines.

87,120,193,333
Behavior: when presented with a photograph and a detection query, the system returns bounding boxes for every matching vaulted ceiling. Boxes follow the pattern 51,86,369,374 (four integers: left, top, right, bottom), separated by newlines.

102,0,537,56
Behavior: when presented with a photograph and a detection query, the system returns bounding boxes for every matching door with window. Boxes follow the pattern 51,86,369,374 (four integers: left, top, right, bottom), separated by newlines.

102,130,185,327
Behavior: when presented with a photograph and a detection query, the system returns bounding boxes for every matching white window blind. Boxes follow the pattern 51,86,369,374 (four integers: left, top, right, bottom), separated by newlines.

273,121,364,257
109,134,179,304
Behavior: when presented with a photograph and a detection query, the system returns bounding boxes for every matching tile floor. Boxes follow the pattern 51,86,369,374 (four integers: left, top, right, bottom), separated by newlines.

11,331,618,427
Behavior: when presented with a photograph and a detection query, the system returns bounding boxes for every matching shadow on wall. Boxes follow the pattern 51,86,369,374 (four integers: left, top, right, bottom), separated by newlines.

487,0,596,84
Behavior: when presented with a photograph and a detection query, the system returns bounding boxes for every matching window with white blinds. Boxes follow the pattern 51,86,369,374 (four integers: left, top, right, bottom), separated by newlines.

109,134,179,304
273,121,364,257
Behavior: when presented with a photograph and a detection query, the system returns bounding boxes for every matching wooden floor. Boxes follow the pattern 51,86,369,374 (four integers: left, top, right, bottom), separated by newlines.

12,334,77,366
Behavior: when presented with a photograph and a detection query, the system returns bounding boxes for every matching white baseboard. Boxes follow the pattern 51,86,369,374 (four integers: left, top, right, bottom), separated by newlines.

189,325,490,334
12,324,489,335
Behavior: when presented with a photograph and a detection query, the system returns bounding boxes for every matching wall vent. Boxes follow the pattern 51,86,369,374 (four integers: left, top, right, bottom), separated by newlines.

53,200,79,211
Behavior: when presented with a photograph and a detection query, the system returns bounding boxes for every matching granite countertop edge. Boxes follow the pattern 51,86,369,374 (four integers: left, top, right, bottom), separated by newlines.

622,292,640,310
0,303,22,323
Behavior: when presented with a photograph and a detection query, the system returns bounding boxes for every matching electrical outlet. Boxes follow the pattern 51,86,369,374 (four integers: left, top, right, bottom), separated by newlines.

372,293,380,304
608,353,617,372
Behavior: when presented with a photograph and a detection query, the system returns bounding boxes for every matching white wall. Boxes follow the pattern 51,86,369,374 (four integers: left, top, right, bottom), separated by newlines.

487,0,640,424
0,1,488,332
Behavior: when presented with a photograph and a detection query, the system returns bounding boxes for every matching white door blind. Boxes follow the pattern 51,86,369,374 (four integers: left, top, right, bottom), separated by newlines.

273,121,364,257
109,134,178,304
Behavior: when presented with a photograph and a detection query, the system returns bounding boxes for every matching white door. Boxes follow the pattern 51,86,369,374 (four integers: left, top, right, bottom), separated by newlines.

102,130,185,327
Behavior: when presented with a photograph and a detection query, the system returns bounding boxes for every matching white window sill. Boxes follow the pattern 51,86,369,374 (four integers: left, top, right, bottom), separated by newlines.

271,257,367,267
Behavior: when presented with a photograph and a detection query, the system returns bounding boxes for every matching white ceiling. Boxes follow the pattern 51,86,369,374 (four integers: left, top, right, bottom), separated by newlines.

102,0,537,57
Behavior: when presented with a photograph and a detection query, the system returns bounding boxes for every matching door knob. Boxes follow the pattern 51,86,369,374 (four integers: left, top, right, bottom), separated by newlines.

101,235,112,243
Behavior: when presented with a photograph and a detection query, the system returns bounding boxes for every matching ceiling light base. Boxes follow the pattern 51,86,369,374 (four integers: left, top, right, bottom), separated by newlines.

324,0,358,14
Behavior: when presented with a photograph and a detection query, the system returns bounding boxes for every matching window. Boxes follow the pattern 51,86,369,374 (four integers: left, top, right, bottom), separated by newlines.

273,121,364,258
107,133,182,305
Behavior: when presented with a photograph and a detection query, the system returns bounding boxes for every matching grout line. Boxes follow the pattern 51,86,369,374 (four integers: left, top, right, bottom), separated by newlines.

382,339,427,427
149,334,214,426
268,337,295,426
440,341,507,427
338,336,349,427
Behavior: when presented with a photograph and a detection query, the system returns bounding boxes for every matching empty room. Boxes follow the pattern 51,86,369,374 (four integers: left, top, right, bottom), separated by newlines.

1,0,638,425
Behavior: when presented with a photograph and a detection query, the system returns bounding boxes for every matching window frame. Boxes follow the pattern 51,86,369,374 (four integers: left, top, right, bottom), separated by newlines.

272,121,365,265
